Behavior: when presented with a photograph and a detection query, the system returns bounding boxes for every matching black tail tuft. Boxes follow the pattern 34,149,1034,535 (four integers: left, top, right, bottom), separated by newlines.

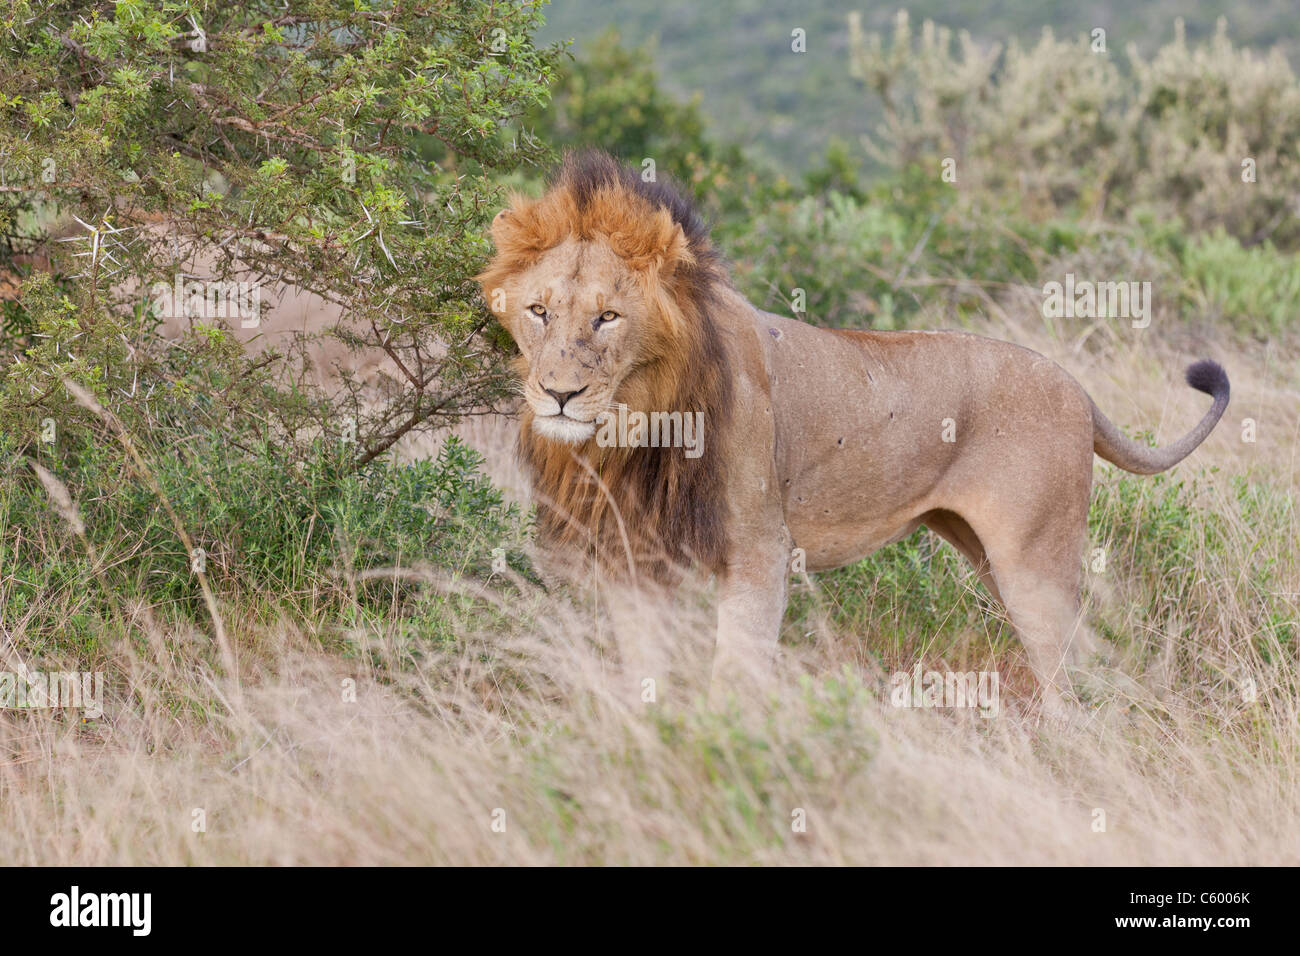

1185,359,1230,401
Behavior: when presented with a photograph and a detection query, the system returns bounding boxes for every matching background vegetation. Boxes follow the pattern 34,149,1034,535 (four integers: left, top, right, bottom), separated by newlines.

539,0,1300,174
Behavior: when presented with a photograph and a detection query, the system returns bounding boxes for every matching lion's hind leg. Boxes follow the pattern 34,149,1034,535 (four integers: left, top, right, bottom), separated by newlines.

922,509,1002,604
968,509,1093,719
926,487,1096,719
925,509,1079,717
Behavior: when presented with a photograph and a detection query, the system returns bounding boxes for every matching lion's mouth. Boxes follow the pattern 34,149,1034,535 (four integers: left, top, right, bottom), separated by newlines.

532,412,597,445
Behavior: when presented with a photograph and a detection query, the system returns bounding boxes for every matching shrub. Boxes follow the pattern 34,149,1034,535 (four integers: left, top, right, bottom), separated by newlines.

1175,230,1300,338
721,167,1084,329
849,12,1300,250
0,0,560,460
1,419,527,658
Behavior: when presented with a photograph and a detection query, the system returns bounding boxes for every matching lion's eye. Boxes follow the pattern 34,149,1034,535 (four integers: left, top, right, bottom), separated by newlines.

596,310,620,326
528,304,548,321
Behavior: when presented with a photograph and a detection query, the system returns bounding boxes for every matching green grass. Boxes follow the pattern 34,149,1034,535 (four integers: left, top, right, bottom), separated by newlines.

0,428,529,659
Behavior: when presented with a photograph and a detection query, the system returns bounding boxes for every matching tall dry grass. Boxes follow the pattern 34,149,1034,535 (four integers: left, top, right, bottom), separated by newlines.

1,317,1297,865
0,570,1295,864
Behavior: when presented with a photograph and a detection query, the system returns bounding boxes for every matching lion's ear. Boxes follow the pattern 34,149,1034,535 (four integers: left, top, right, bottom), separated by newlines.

655,218,696,277
490,206,517,247
489,196,554,260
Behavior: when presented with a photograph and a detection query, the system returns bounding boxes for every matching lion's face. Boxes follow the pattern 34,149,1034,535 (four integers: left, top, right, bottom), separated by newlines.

476,151,732,577
498,236,656,444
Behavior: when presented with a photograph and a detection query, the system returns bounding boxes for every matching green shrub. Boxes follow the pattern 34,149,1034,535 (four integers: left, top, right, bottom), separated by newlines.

1087,469,1295,662
1175,230,1300,337
850,12,1300,250
523,28,746,206
1,425,528,657
1,0,560,464
721,166,1084,329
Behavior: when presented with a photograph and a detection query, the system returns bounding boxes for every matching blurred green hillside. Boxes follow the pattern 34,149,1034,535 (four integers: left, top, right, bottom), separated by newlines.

539,0,1300,173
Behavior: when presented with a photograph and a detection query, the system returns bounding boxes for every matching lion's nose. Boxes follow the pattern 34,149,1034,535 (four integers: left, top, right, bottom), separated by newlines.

543,386,587,411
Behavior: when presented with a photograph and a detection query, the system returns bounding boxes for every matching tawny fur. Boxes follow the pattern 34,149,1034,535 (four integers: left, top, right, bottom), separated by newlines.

479,150,1231,713
478,151,733,580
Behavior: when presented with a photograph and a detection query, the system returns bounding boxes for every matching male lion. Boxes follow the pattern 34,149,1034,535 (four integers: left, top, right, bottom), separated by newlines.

478,150,1229,714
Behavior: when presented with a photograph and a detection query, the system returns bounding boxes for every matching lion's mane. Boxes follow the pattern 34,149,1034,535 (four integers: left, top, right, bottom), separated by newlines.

478,150,734,581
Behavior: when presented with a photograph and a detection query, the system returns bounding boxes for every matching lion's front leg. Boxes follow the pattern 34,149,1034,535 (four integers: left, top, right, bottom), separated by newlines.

710,526,793,707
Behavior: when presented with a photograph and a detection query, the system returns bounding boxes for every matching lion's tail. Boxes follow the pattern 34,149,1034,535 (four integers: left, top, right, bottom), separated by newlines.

1090,360,1230,475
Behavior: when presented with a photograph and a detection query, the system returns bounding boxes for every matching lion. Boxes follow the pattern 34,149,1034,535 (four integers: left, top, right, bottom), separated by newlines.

478,149,1230,714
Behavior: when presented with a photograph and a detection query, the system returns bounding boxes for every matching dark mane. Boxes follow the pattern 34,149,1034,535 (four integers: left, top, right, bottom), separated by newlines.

485,150,736,584
554,148,714,256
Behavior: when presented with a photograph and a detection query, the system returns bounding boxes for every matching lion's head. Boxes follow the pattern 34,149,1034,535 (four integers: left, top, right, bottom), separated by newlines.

477,150,733,579
484,232,661,446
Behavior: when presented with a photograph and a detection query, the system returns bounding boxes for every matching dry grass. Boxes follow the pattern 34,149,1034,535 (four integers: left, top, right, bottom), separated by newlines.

1,572,1295,865
1,317,1297,866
